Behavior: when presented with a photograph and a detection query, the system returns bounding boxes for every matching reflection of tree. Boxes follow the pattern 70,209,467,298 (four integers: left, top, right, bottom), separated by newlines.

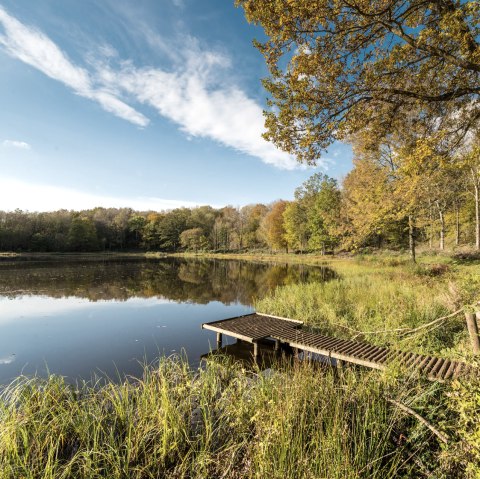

0,258,336,305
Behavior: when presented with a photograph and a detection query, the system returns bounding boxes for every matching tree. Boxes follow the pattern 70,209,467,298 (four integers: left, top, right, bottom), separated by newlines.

295,173,341,253
238,0,480,164
342,158,399,250
67,216,99,252
461,144,480,250
213,207,240,251
156,209,191,251
283,201,309,252
260,200,289,252
180,228,209,252
189,206,217,248
241,204,269,248
128,215,146,248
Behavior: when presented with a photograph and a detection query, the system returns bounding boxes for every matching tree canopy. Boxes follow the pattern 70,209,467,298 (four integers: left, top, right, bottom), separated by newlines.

237,0,480,164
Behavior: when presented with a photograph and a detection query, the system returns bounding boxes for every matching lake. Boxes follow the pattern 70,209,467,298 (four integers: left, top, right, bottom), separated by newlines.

0,257,334,384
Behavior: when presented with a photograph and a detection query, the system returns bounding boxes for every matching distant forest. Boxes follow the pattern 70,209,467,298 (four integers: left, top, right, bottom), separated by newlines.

1,165,479,256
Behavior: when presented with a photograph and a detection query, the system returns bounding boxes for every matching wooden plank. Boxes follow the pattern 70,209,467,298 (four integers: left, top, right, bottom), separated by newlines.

397,351,411,364
418,356,432,370
437,359,451,380
444,361,457,380
371,348,389,362
257,312,304,324
452,362,465,378
201,312,256,327
430,358,445,378
286,340,385,371
411,354,425,368
359,344,381,360
424,357,439,374
403,352,418,366
313,337,341,350
346,343,370,359
202,323,257,343
340,342,363,356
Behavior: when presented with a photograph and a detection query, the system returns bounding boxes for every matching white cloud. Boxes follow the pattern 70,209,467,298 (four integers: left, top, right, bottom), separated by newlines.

0,354,15,365
0,6,148,127
0,296,175,323
96,46,299,169
0,177,205,212
2,139,31,149
0,6,299,169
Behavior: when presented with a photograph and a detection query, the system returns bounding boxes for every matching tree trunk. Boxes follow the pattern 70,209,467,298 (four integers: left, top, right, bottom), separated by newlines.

435,200,445,250
428,200,433,249
439,208,445,250
465,312,480,355
455,202,460,247
408,215,416,263
475,181,480,250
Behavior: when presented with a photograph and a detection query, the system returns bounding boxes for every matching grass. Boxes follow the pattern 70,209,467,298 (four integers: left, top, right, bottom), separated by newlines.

0,356,455,479
1,251,479,477
252,252,479,358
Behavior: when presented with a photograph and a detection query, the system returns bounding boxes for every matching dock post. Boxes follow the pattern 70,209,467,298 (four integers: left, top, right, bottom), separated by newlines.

274,339,280,352
465,312,480,354
216,332,223,349
337,359,344,369
253,341,259,362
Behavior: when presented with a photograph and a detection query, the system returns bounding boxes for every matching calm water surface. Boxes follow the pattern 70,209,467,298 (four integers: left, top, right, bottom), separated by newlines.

0,257,334,384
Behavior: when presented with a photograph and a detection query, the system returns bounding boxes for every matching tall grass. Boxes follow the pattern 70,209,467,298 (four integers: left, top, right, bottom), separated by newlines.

256,261,472,357
0,356,445,479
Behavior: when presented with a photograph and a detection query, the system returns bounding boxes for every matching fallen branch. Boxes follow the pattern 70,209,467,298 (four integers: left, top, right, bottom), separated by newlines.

338,308,464,339
398,308,464,336
386,398,449,444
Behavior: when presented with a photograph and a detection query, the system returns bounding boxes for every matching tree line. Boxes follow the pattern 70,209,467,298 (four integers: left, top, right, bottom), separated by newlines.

1,154,479,256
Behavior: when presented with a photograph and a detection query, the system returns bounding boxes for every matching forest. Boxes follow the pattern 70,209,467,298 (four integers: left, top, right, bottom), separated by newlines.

1,149,479,259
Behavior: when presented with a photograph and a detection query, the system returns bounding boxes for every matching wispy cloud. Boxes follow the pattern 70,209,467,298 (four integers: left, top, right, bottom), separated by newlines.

2,139,31,149
99,47,298,169
0,6,148,127
0,177,206,212
0,297,174,323
0,354,15,365
0,6,299,169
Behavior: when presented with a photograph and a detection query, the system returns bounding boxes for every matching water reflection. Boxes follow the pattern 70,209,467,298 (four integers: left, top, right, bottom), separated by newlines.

0,257,335,304
0,258,335,384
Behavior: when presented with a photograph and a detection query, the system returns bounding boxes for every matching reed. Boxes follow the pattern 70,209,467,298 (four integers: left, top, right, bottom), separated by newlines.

0,356,444,479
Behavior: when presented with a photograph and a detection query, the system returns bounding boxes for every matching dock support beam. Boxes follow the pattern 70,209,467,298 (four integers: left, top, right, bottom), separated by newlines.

274,339,281,352
253,341,259,361
216,332,223,349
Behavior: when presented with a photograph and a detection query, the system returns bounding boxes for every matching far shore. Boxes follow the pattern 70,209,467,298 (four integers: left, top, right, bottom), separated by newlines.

2,248,477,267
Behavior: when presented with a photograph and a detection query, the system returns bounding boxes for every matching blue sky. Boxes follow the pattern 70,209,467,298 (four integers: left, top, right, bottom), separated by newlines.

0,0,353,212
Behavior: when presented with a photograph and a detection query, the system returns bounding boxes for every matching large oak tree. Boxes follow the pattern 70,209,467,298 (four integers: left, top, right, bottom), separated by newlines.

237,0,480,164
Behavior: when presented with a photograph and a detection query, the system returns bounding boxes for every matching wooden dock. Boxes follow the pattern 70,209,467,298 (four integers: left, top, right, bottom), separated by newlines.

202,313,470,381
